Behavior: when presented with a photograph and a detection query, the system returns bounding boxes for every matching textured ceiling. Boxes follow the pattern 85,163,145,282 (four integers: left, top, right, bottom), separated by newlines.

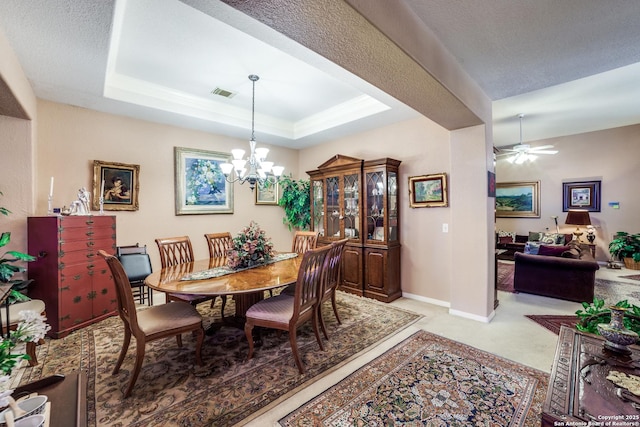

1,0,640,148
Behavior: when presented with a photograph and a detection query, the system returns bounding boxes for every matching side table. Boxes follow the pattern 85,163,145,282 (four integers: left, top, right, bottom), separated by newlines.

542,326,640,425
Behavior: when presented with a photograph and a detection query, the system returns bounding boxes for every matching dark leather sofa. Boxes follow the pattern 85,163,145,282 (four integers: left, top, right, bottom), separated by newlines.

513,247,600,303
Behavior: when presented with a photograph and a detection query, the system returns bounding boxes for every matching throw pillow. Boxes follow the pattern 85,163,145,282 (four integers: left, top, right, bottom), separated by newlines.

498,236,513,244
528,231,542,242
524,241,541,255
540,233,565,245
497,231,516,241
538,245,570,257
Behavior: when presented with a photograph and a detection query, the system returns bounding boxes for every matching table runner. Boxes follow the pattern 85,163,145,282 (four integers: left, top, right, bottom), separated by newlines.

180,252,298,281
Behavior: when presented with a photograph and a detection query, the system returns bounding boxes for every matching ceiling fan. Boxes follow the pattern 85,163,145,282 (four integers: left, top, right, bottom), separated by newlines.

496,114,558,164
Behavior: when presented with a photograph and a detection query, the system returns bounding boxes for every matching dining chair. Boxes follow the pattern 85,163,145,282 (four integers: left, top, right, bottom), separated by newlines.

244,244,331,374
204,232,233,317
291,231,319,255
155,236,214,306
116,243,153,305
317,238,348,340
98,250,204,398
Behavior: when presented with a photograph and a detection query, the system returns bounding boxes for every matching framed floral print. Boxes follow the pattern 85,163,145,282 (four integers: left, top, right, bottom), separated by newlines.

495,181,540,218
92,160,139,211
174,147,233,215
255,181,280,205
408,173,448,208
562,180,601,212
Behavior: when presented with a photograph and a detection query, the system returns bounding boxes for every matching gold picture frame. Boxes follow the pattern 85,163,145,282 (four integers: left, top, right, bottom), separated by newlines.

255,181,280,205
92,160,140,211
174,147,234,215
495,181,540,218
408,173,448,208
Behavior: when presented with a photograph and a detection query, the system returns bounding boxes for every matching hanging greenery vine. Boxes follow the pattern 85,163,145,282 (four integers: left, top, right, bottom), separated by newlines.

278,176,311,231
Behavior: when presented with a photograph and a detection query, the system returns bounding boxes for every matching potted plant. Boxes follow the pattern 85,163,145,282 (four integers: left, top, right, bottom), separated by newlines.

609,231,640,270
277,176,311,231
0,191,36,303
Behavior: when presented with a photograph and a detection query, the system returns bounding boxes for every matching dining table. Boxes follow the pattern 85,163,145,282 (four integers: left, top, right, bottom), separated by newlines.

144,253,302,323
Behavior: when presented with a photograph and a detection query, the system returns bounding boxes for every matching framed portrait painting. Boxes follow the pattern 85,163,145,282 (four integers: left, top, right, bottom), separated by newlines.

92,160,139,211
495,181,540,218
408,173,448,208
174,147,233,215
255,181,280,205
562,180,601,212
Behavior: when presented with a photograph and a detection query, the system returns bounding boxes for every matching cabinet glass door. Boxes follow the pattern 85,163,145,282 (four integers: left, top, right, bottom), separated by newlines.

365,171,385,242
311,180,324,237
343,173,360,240
388,171,398,242
326,176,340,239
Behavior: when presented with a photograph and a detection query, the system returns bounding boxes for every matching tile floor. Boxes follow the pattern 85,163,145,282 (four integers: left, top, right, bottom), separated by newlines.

239,264,640,426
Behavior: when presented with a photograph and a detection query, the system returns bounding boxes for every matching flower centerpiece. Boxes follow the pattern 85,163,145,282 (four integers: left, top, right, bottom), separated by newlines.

227,221,275,269
0,310,51,407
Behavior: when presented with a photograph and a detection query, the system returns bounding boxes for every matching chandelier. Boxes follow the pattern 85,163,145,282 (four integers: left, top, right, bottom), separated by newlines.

220,74,284,191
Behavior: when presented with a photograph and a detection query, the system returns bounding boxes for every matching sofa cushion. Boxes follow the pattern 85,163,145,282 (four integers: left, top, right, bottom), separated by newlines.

538,244,570,257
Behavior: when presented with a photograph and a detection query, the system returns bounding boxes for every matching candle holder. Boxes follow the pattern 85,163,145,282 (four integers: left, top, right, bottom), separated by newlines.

99,196,105,215
47,195,53,216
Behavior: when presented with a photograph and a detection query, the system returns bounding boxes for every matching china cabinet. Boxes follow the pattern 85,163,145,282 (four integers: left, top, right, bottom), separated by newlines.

27,215,117,338
308,155,401,302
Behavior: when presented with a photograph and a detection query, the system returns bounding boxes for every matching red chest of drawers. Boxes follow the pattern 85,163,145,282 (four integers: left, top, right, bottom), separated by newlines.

27,216,117,338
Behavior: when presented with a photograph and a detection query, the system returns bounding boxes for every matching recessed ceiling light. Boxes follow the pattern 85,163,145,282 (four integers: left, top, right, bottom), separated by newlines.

211,87,236,98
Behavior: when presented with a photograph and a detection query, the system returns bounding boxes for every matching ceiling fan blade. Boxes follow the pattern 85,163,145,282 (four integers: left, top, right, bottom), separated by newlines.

530,150,558,155
531,145,555,150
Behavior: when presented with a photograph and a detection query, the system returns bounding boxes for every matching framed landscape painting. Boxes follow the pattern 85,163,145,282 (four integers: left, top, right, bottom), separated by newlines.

408,173,448,208
92,160,139,211
174,147,233,215
562,180,601,212
255,181,279,205
496,181,540,218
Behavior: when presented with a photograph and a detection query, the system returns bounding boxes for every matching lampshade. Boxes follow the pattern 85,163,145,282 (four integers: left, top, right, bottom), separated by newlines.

565,210,591,226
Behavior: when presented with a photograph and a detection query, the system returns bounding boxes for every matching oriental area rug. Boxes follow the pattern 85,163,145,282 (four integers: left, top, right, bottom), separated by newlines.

15,292,420,427
279,330,548,426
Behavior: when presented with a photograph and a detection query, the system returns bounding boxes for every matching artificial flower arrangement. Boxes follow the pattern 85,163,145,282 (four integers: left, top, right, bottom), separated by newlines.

0,310,51,407
227,221,275,269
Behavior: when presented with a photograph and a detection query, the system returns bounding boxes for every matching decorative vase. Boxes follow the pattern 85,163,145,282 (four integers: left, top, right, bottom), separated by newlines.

586,234,595,244
597,306,639,354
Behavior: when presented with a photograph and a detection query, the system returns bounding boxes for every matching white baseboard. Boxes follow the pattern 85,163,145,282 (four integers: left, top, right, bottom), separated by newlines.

402,292,495,323
401,291,450,308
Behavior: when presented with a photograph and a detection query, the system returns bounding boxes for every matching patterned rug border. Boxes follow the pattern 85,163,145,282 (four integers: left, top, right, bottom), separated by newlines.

15,291,422,427
240,293,424,425
525,314,579,335
279,329,549,426
620,274,640,281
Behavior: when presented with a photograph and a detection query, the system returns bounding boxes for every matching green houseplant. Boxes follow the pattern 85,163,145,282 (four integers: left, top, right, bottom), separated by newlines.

609,231,640,270
278,176,311,231
0,191,35,303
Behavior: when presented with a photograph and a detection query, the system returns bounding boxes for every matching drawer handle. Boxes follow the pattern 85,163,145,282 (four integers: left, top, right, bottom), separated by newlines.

86,253,94,259
86,220,94,225
87,241,95,247
86,231,94,236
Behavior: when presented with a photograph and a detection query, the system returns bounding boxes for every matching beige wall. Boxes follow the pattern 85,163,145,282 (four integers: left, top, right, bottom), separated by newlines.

300,118,495,319
496,124,640,261
35,100,300,270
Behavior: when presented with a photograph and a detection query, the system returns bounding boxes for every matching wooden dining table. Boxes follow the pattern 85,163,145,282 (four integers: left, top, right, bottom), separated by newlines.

144,254,302,320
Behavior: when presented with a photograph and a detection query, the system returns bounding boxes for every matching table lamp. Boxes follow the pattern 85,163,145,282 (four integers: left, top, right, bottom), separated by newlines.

565,209,591,243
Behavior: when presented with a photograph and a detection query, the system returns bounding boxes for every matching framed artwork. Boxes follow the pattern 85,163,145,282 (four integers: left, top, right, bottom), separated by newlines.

255,181,280,205
408,173,448,208
92,160,139,211
562,180,601,212
496,181,540,218
488,171,496,197
174,147,233,215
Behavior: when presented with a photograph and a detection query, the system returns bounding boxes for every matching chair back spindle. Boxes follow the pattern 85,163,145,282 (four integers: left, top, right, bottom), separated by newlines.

155,236,194,268
291,231,319,255
205,232,233,258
